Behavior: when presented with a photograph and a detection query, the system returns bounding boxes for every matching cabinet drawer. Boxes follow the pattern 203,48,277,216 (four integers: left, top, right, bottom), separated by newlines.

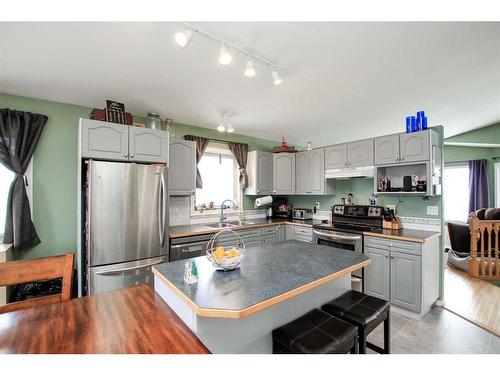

364,236,421,255
237,229,262,238
261,226,279,235
295,234,313,243
294,226,312,236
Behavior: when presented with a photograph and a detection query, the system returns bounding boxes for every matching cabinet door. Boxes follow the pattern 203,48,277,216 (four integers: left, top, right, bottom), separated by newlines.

390,251,422,312
257,152,273,195
261,235,277,246
295,151,310,194
129,127,169,163
364,247,390,301
80,119,129,161
278,225,285,242
273,153,295,194
347,139,374,167
374,134,400,165
324,144,347,169
399,131,429,163
169,139,196,196
309,148,325,195
285,225,295,240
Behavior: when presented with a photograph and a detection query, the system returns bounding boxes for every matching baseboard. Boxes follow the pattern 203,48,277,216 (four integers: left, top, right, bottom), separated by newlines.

434,299,444,307
391,305,431,320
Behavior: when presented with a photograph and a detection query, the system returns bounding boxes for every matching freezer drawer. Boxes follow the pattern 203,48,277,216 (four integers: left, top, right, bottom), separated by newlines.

88,255,168,295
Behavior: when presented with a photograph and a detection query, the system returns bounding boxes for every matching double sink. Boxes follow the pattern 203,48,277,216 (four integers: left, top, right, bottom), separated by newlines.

207,221,256,229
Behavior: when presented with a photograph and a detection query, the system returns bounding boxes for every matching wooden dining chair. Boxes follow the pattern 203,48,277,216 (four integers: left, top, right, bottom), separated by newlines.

0,253,74,314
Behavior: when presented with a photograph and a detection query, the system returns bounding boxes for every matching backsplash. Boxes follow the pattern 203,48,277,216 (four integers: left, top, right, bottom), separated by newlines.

169,196,267,226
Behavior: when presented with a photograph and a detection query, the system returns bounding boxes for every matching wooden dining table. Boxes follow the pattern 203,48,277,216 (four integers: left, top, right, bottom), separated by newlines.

0,284,210,354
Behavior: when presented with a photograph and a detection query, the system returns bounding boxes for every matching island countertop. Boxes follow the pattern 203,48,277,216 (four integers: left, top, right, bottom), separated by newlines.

152,240,370,319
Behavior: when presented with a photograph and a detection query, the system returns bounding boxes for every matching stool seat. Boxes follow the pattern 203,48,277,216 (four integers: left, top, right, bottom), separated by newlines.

322,290,391,354
322,290,390,327
272,309,358,354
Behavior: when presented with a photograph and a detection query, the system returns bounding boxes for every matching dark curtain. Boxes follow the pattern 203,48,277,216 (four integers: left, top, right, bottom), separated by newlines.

0,109,47,249
468,159,490,213
184,135,209,188
228,142,249,189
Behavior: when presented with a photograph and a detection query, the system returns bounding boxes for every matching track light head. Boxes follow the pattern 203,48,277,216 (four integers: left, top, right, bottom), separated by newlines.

174,29,192,48
219,44,232,65
217,124,226,132
271,70,282,85
244,60,256,77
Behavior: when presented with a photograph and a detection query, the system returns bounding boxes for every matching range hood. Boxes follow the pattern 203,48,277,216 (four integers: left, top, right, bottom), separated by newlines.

325,166,375,179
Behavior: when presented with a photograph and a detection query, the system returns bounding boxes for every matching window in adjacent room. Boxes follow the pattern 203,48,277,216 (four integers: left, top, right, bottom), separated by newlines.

194,144,240,211
443,164,469,222
0,161,33,242
495,162,500,207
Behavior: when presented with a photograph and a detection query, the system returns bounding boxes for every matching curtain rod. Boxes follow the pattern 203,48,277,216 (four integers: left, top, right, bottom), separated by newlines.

185,135,247,146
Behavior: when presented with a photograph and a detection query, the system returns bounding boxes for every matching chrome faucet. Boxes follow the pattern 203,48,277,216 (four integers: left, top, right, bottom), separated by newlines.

220,199,236,223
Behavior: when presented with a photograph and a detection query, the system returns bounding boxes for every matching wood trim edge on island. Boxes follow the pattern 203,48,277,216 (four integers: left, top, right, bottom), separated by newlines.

363,231,440,244
152,259,371,319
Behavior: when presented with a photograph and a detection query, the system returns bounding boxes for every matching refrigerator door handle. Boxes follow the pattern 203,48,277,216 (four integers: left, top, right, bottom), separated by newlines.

158,172,166,248
94,259,165,275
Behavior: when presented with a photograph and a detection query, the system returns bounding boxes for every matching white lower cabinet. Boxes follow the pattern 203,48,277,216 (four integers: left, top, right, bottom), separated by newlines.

364,235,439,316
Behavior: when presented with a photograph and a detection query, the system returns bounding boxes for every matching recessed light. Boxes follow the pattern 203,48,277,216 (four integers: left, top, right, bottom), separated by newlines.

271,70,282,85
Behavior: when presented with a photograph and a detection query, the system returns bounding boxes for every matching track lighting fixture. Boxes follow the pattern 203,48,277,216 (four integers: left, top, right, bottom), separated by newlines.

244,60,256,77
219,44,232,65
174,23,283,86
271,70,283,85
174,29,192,48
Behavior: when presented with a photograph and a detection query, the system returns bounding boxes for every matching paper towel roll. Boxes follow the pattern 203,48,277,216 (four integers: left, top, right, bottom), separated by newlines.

255,196,273,207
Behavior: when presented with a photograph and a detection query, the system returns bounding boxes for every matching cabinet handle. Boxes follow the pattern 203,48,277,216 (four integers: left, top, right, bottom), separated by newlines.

130,154,135,158
394,157,399,161
400,156,405,160
124,153,128,157
387,243,393,247
273,190,276,193
390,255,395,259
257,190,260,193
385,254,389,258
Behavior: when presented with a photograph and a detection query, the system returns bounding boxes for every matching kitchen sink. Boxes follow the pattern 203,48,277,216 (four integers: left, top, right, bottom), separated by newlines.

207,223,235,228
226,221,256,226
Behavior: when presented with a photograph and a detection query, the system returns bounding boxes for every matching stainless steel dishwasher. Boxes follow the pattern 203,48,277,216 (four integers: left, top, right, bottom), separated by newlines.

169,234,213,262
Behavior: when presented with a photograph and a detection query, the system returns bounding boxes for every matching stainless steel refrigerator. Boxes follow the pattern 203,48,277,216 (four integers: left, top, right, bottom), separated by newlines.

85,160,168,295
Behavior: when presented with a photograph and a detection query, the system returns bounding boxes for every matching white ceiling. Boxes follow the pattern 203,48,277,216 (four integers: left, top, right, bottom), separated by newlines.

1,22,499,147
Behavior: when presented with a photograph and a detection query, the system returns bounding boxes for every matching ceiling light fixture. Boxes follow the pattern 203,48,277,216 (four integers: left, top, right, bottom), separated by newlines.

219,44,232,65
271,70,283,85
244,60,256,77
174,29,192,48
174,23,282,86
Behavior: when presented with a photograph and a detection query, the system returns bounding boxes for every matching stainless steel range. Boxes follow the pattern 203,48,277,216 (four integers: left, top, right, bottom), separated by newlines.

312,204,384,288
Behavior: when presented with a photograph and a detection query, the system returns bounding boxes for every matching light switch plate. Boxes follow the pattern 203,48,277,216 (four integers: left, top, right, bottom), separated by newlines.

427,206,439,216
315,202,320,210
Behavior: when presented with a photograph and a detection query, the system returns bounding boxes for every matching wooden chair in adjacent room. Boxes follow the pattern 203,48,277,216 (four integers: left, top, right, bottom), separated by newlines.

0,253,74,313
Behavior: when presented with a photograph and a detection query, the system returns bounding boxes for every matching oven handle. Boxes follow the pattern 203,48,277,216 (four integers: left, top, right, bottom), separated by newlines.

313,230,362,241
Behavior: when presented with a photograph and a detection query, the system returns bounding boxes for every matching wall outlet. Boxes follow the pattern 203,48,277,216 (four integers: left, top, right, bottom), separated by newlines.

427,206,439,216
386,204,396,212
315,202,320,210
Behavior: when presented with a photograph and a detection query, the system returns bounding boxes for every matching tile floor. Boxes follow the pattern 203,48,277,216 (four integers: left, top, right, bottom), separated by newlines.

366,306,500,354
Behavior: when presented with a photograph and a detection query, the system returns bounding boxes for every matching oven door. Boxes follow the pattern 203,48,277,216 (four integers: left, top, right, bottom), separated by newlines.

312,229,363,278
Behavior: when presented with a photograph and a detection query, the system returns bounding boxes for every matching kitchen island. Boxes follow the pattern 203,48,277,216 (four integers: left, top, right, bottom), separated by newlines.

153,240,370,353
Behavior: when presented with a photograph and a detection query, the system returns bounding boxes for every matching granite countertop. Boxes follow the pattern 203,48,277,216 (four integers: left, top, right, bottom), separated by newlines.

169,218,323,238
153,240,369,318
364,228,441,243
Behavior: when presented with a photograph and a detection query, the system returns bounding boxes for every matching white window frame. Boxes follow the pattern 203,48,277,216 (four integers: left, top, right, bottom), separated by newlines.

0,158,33,243
495,161,500,207
191,143,242,215
443,163,469,224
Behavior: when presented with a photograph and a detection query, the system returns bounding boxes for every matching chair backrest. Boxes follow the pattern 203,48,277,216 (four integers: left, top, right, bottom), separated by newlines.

0,253,74,314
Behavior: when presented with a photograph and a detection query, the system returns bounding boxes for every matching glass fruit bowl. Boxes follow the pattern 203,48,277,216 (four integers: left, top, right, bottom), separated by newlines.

206,229,246,271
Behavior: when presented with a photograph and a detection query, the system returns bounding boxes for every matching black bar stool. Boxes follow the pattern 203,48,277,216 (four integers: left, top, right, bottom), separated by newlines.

322,290,390,354
272,308,358,354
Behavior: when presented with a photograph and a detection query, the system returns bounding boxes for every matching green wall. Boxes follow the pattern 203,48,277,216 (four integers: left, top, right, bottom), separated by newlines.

0,92,281,259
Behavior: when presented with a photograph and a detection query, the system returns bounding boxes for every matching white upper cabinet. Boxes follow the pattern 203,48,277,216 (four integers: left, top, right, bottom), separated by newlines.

245,151,273,195
80,119,129,161
295,151,310,195
273,153,295,195
79,118,168,164
309,148,326,195
374,134,400,165
129,126,169,164
399,131,429,163
169,138,196,196
324,144,347,169
347,139,374,167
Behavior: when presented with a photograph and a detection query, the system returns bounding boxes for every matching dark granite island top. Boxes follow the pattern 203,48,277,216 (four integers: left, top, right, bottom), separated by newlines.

152,240,370,319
